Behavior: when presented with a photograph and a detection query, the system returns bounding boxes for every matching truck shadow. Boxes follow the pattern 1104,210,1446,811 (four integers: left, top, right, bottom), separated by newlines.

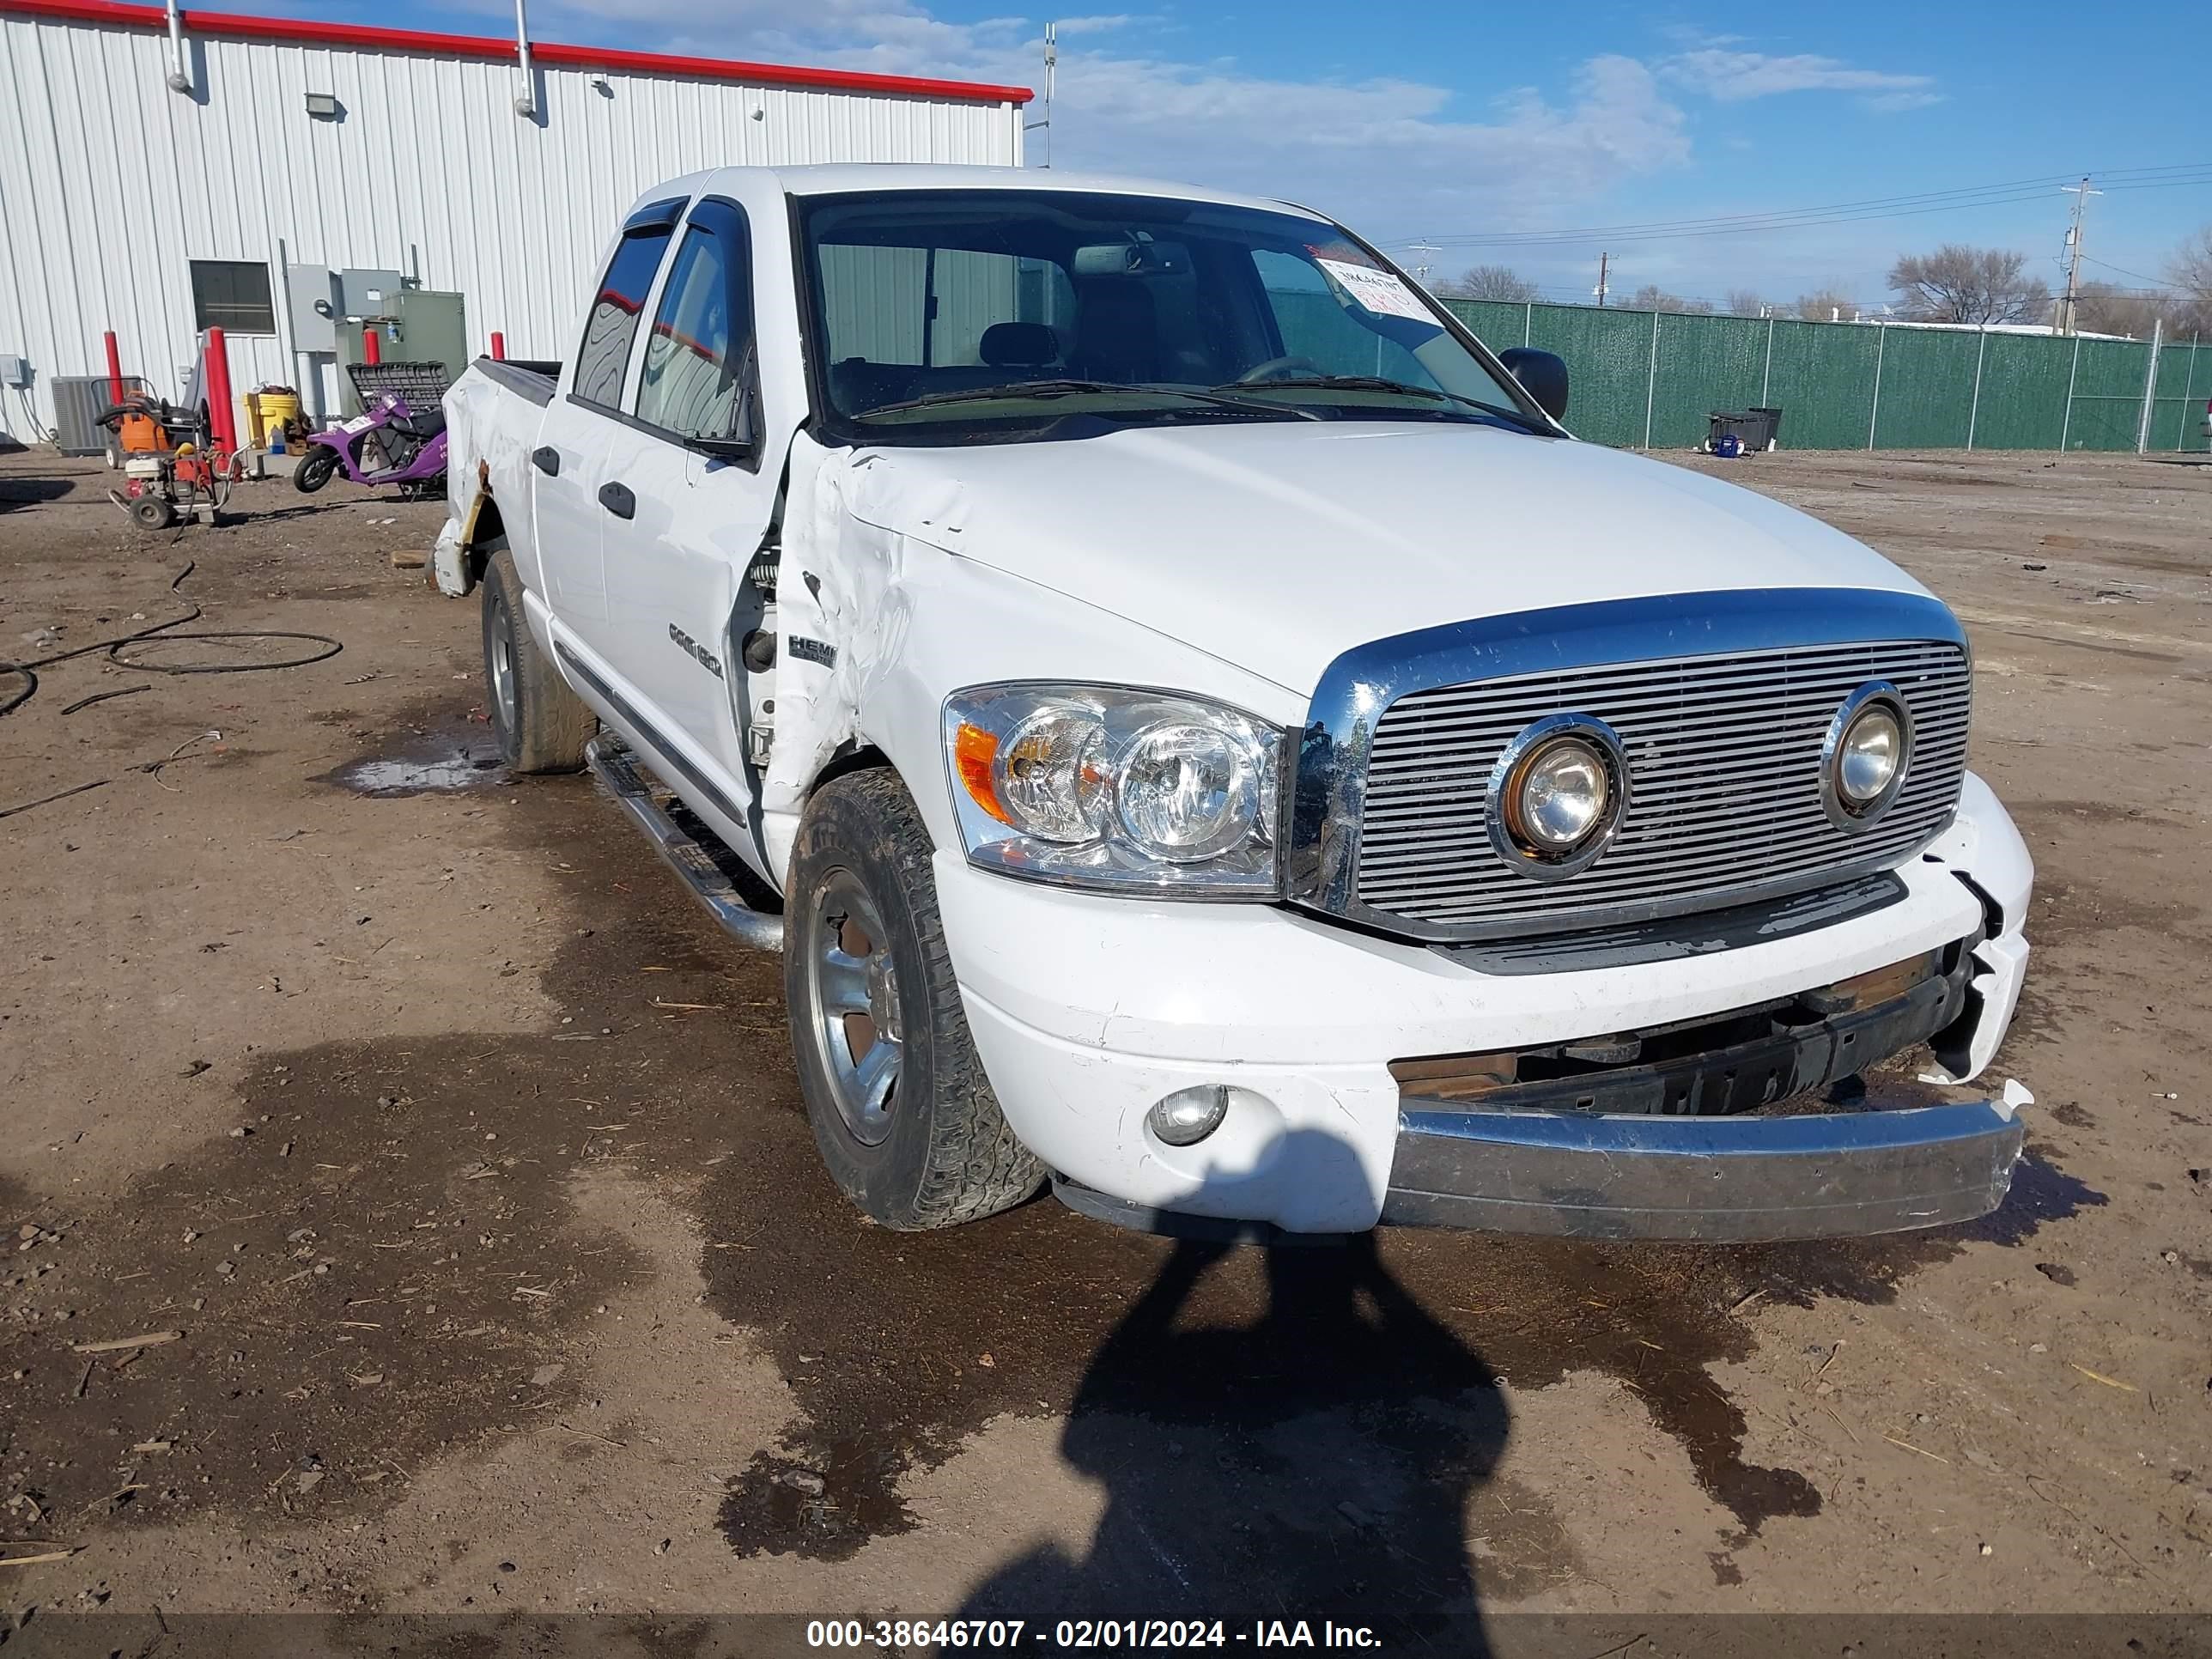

951,1143,1506,1651
0,472,75,509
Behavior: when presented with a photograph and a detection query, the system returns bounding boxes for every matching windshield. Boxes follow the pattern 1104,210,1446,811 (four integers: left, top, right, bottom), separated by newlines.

796,190,1545,442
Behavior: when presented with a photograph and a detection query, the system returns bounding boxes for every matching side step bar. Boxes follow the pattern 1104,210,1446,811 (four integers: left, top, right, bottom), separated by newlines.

584,735,783,953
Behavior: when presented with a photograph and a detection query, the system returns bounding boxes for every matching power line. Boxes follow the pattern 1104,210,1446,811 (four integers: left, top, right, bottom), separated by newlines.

2080,253,2174,289
1386,163,2212,252
1400,173,2094,242
1422,185,2206,248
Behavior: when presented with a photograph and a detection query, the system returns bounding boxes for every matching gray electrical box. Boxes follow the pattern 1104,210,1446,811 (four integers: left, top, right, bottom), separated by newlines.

0,354,29,389
337,267,405,320
286,265,339,353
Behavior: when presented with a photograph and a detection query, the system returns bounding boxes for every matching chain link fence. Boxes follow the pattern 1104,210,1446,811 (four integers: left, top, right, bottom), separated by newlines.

1442,298,2210,455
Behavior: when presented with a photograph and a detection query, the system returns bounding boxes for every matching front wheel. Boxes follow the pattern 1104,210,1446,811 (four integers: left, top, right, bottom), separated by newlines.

786,770,1045,1230
293,446,340,494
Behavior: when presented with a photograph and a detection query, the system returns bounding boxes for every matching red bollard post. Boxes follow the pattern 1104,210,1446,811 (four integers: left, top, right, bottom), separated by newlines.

104,331,125,404
489,331,506,361
203,327,236,454
362,325,383,366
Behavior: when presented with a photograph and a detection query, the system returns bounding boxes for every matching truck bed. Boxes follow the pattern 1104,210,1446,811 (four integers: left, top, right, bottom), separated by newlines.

435,356,558,598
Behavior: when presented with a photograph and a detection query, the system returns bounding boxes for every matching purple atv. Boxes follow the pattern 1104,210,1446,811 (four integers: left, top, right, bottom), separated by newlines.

295,365,449,499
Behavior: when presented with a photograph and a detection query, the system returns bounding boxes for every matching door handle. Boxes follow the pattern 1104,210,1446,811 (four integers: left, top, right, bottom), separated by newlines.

598,480,636,520
531,446,560,477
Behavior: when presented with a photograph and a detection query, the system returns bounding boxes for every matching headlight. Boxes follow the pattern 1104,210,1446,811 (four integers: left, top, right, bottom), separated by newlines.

1822,682,1913,828
945,684,1281,895
1486,713,1629,880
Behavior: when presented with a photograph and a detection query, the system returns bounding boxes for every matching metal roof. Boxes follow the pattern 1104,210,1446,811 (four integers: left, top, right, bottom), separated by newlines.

0,0,1034,103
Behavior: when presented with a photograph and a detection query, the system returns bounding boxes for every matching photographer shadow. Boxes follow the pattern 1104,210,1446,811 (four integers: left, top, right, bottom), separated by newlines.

957,1133,1508,1651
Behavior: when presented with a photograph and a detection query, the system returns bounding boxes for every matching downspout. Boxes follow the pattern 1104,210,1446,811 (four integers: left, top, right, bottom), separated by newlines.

512,0,537,118
163,0,191,94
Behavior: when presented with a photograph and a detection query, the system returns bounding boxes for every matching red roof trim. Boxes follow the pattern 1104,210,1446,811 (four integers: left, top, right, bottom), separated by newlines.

0,0,1034,104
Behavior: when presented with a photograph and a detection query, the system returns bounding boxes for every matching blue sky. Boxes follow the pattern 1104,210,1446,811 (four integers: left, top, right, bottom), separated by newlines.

252,0,2209,308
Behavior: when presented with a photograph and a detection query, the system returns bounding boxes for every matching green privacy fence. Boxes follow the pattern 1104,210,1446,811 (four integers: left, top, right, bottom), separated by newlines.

1440,299,2212,455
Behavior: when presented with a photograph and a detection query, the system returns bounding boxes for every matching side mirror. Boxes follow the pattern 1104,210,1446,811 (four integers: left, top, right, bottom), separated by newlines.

1498,347,1569,423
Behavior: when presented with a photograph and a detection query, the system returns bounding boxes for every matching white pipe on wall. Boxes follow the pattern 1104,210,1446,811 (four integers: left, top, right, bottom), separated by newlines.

163,0,190,93
512,0,536,117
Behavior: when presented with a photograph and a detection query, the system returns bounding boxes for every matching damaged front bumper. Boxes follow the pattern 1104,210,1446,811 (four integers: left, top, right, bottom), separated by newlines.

1375,918,2029,1240
944,776,2035,1240
1382,1097,2023,1241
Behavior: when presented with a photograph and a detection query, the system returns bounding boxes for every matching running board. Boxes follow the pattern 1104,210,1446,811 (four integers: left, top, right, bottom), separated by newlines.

584,735,784,953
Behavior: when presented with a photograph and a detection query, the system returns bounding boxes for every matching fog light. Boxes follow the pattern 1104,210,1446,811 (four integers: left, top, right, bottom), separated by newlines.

1486,713,1630,880
1148,1084,1231,1146
1821,682,1914,830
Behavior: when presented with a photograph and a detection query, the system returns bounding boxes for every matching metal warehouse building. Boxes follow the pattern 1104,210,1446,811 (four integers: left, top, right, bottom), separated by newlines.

0,0,1029,445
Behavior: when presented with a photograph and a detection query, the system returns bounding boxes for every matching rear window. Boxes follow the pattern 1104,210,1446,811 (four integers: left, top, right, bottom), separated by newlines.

574,225,674,407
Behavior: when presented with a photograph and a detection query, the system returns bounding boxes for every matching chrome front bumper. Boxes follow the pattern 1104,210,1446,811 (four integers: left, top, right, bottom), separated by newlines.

1382,1098,2024,1241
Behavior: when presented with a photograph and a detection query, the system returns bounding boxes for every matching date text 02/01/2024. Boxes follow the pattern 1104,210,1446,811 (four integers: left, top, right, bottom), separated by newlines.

805,1619,1382,1648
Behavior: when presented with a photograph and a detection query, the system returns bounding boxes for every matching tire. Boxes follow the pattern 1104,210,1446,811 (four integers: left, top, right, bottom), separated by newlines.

129,493,175,531
482,546,596,774
786,769,1046,1230
293,447,340,494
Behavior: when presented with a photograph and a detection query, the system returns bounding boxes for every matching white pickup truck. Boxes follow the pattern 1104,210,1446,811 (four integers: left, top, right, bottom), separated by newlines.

436,164,2035,1243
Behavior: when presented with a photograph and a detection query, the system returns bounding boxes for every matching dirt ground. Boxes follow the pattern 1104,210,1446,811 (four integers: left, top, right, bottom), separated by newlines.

0,443,2207,1654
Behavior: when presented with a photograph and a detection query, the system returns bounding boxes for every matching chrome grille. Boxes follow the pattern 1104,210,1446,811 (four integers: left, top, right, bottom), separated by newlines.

1355,640,1970,936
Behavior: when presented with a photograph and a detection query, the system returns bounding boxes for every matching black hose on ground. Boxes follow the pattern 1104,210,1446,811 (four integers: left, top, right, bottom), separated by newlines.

0,561,343,720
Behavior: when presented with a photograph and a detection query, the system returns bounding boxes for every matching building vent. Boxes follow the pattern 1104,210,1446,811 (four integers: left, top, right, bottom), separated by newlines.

51,375,149,456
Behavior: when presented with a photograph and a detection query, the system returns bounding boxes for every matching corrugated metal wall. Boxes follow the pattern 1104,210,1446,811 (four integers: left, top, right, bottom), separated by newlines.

1442,299,2209,456
0,9,1020,441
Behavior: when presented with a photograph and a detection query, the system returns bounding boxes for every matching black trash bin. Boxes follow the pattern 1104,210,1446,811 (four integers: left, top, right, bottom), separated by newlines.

1706,407,1784,453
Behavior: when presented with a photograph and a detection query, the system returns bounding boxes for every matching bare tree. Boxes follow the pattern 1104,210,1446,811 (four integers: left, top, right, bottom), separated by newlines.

1724,289,1768,318
2165,227,2212,337
2071,281,2168,339
2169,225,2212,299
1887,245,2051,324
1626,284,1715,314
1436,264,1539,302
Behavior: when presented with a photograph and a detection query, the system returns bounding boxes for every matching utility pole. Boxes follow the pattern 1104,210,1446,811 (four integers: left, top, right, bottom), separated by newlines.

2056,176,2101,336
1405,240,1438,288
1595,251,1609,308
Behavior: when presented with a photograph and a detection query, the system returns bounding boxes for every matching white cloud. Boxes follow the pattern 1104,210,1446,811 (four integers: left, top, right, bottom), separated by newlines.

1049,15,1144,35
1660,46,1937,109
514,1,1691,234
1862,88,1946,113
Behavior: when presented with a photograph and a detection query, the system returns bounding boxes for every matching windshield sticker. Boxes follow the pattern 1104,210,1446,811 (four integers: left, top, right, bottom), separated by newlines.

1316,258,1432,321
1304,240,1370,266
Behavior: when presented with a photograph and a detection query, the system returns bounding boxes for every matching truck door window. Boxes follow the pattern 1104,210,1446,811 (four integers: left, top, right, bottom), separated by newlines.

574,218,678,409
634,199,754,441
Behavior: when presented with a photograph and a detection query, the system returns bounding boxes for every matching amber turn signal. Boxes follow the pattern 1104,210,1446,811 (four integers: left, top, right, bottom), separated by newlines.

953,722,1013,824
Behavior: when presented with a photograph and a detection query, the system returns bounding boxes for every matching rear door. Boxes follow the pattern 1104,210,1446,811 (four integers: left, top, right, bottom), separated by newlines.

593,191,780,853
530,198,684,637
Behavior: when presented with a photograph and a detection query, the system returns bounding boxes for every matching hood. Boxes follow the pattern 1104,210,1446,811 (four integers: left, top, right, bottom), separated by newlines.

844,422,1929,696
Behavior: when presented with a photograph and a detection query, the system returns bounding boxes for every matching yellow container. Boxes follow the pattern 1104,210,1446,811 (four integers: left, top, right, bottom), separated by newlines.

246,388,302,447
